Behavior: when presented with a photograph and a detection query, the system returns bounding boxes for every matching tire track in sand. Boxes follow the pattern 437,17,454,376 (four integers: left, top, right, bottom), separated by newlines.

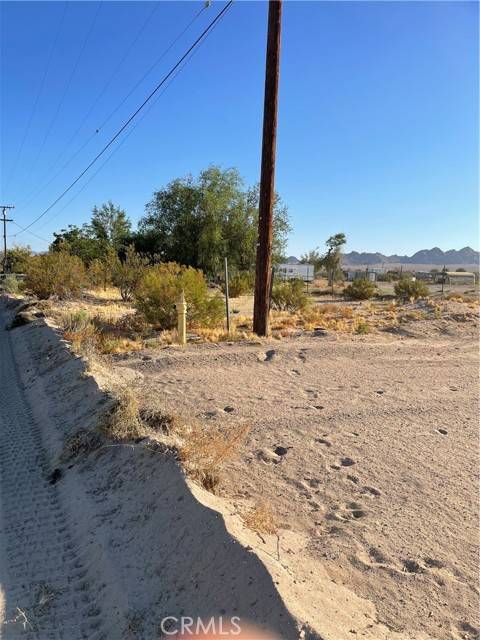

0,318,104,639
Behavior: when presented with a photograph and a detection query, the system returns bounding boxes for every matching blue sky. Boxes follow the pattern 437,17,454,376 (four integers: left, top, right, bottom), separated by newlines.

1,0,478,255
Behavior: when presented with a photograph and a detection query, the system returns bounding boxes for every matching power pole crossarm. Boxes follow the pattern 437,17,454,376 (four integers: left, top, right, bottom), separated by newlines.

1,205,15,274
253,0,282,337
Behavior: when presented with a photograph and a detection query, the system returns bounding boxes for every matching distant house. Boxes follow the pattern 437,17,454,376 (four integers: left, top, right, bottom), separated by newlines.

433,271,476,286
276,261,315,282
414,271,434,282
345,267,385,282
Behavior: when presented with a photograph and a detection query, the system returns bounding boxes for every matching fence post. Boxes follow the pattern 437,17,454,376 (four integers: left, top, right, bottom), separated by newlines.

176,290,187,345
224,257,231,334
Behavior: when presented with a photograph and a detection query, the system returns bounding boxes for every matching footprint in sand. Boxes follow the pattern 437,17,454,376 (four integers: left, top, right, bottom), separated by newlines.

259,349,276,362
362,485,381,498
315,437,331,447
297,350,307,362
424,557,445,569
369,547,389,564
326,501,367,522
291,369,301,376
347,501,367,519
402,559,425,574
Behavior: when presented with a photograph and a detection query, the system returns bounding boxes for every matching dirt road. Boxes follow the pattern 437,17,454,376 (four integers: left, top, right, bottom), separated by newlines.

0,313,102,639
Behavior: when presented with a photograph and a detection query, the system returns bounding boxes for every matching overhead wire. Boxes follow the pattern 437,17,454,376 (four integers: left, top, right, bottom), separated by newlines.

24,9,226,235
14,0,234,237
2,2,68,196
16,1,162,210
10,221,50,244
22,1,102,189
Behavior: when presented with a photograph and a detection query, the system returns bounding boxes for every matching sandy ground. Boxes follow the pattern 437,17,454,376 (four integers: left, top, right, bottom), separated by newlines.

0,296,478,639
113,313,479,640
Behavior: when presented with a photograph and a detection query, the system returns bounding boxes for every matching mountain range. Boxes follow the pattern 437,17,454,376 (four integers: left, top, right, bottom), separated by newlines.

341,247,479,266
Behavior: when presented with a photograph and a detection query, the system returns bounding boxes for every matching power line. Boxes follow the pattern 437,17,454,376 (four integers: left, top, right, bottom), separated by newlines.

10,221,49,244
2,3,68,196
16,1,207,212
95,2,208,136
16,1,162,210
22,2,102,189
24,14,224,235
15,0,234,236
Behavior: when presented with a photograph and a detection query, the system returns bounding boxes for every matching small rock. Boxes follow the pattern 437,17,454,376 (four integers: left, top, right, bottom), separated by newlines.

223,406,235,413
274,446,290,456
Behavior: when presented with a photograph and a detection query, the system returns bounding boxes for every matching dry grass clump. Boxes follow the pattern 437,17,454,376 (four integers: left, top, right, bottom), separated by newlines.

61,427,104,462
178,422,251,493
100,388,146,441
192,327,250,343
139,406,182,435
243,501,278,535
98,336,143,354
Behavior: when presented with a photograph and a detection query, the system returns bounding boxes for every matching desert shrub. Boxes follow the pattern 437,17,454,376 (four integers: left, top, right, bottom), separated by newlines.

25,252,86,299
61,310,92,333
394,278,429,301
271,278,309,312
355,320,371,334
87,259,106,289
223,271,254,298
179,422,250,493
112,245,149,301
343,278,376,300
134,262,224,330
100,388,146,441
1,275,20,293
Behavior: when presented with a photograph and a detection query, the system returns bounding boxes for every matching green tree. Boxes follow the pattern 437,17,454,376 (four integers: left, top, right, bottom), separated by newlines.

138,166,290,277
88,201,131,252
51,224,101,265
300,249,323,275
323,233,347,292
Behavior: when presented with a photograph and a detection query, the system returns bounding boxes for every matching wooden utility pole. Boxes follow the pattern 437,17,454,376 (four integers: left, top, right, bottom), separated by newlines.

1,205,14,274
253,0,282,336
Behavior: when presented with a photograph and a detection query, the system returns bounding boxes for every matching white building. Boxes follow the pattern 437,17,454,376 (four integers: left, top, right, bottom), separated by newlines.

276,259,315,282
345,267,385,282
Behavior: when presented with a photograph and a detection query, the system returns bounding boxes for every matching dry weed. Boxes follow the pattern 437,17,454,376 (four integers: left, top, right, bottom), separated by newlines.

179,422,250,493
243,501,278,535
61,428,104,462
100,387,146,441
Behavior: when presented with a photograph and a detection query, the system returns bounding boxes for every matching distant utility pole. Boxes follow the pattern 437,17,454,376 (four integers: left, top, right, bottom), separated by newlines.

1,205,14,274
253,0,282,337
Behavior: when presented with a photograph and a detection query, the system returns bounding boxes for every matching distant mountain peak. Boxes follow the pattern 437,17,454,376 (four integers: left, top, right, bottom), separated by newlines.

342,247,479,266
